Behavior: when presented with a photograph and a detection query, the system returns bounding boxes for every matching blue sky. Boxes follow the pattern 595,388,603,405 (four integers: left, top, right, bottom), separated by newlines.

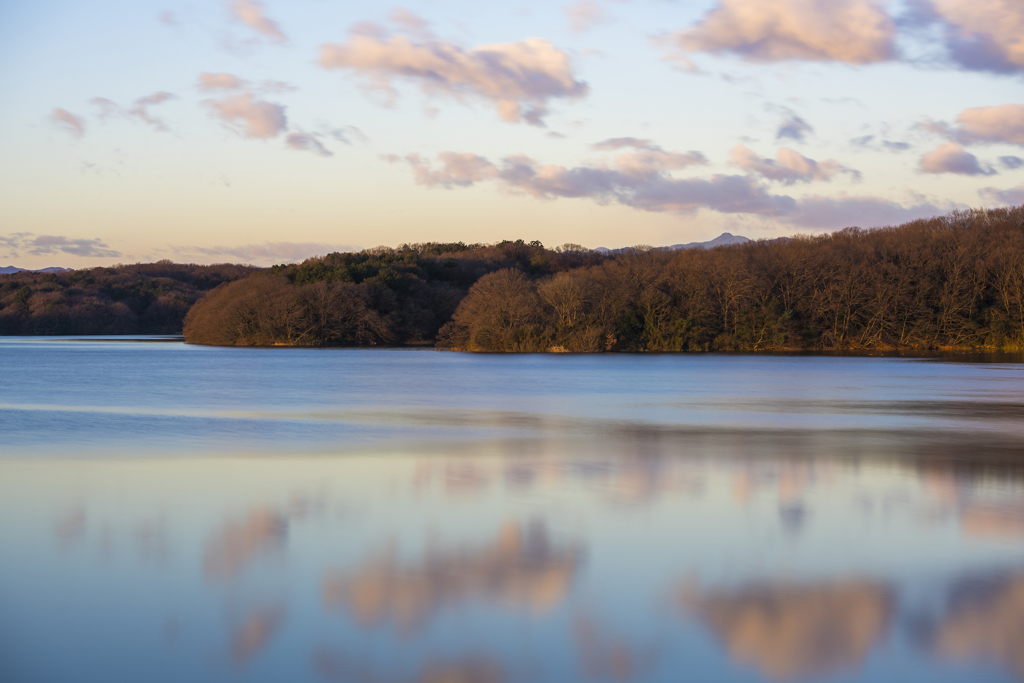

0,0,1021,267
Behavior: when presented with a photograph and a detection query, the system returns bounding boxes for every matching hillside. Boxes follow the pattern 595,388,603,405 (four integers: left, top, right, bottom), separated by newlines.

183,206,1024,352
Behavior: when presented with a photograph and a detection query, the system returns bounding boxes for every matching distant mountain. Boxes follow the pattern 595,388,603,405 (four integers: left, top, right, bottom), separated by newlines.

667,233,751,250
1,266,74,275
594,233,751,254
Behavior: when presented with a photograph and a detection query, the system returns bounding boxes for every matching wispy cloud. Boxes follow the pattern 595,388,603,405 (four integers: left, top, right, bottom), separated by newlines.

1,233,121,259
228,0,286,43
285,133,332,157
317,31,588,126
88,92,176,132
203,92,287,139
979,183,1024,205
170,241,357,265
565,0,609,32
919,142,995,175
49,108,86,138
198,72,247,91
776,109,814,142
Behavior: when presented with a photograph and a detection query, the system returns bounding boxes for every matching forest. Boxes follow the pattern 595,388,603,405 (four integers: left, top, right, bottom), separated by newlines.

0,262,259,335
181,205,1024,352
3,205,1022,350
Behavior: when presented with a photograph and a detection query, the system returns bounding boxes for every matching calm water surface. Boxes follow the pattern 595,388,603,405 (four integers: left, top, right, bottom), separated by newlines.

2,337,1024,682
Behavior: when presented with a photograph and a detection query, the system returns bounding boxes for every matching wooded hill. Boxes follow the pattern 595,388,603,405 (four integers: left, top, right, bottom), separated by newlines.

0,262,259,335
182,205,1024,352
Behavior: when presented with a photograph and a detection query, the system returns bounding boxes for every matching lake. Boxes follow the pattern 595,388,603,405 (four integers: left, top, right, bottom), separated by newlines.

1,337,1024,683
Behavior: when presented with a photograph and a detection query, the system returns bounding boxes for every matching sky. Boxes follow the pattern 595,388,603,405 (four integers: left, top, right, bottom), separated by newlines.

0,0,1022,268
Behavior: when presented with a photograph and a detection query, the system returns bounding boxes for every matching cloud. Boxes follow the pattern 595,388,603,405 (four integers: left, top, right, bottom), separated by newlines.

923,0,1024,73
406,150,793,215
566,0,609,32
159,11,178,27
389,7,432,38
406,152,498,188
731,145,861,184
128,92,176,131
0,233,121,259
204,92,287,138
228,0,286,43
668,0,896,64
955,104,1024,145
89,97,119,120
199,72,247,91
776,110,814,142
285,132,332,157
787,194,957,229
850,135,911,152
49,108,85,138
1001,156,1024,170
919,142,995,175
88,93,176,132
979,183,1024,205
317,33,588,126
401,146,953,229
592,137,658,151
171,241,354,264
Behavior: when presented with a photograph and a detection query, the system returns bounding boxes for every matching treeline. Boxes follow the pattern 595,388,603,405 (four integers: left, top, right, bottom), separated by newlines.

0,262,259,335
184,205,1024,352
183,241,603,345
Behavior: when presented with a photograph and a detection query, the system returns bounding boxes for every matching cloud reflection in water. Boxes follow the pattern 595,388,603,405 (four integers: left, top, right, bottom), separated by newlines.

323,520,583,632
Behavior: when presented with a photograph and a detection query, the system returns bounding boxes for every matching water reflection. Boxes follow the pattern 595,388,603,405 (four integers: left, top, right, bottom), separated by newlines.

323,520,583,632
3,343,1024,682
681,580,893,681
204,507,289,579
931,573,1024,676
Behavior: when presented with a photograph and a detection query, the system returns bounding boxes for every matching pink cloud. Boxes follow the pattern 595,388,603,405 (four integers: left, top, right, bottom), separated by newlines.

199,72,247,91
926,0,1024,73
317,33,588,126
919,142,994,175
566,0,609,32
956,104,1024,145
49,108,85,138
731,145,861,184
228,0,286,43
204,92,287,139
668,0,896,64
